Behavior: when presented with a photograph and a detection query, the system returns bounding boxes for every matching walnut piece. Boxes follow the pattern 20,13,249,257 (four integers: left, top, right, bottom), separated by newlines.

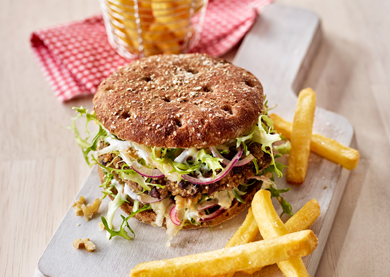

72,196,85,216
175,194,201,210
72,238,96,252
72,196,102,221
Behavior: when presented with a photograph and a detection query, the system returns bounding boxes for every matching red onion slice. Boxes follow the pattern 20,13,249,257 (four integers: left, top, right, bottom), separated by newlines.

209,146,254,167
131,161,164,178
197,199,219,211
199,207,225,222
209,146,230,165
170,206,181,226
235,154,254,167
182,147,243,185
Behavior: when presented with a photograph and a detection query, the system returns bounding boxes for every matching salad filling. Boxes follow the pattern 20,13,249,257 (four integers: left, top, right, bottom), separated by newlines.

71,100,292,243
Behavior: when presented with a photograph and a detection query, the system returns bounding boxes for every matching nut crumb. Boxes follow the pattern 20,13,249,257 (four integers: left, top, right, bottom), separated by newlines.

72,196,102,221
72,238,96,252
99,221,106,230
72,196,85,216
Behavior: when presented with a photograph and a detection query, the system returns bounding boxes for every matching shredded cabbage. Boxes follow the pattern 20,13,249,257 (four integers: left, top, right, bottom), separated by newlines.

150,198,171,227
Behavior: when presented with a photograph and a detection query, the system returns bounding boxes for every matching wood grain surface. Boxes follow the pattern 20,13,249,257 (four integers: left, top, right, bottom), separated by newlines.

0,0,389,277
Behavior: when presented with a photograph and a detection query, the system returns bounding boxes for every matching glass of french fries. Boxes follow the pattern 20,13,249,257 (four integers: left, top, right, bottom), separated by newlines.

99,0,208,58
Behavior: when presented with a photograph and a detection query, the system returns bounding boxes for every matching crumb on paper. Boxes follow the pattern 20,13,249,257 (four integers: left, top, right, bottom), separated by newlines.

72,238,96,252
99,221,106,230
72,196,102,221
323,186,327,189
76,223,81,226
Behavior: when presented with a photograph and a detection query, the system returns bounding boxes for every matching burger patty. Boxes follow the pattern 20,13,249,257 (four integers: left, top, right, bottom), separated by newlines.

98,142,271,198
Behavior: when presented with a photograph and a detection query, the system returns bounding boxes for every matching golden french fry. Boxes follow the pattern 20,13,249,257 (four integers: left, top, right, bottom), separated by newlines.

241,199,321,275
130,230,317,277
252,190,314,277
225,208,259,249
286,199,321,232
286,88,317,184
218,208,258,277
270,113,360,170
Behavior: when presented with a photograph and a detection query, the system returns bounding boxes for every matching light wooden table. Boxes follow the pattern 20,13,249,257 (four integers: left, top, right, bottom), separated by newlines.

0,0,389,276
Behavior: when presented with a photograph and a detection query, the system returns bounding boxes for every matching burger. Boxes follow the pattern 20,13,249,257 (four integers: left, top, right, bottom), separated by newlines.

72,53,289,244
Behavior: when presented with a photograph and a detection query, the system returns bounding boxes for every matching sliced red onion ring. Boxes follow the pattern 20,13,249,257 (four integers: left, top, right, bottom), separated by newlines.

235,154,254,167
209,146,254,167
131,161,164,178
209,146,230,165
199,207,225,222
197,199,219,211
182,147,243,185
170,206,181,226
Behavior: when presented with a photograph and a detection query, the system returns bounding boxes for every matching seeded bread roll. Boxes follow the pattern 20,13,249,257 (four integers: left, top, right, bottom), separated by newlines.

93,53,263,148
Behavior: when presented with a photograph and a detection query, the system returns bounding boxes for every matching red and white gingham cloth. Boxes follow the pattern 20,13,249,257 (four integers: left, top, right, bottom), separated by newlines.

31,0,272,102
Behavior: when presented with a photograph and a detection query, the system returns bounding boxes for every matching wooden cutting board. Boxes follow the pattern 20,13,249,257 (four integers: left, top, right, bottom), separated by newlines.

35,4,355,277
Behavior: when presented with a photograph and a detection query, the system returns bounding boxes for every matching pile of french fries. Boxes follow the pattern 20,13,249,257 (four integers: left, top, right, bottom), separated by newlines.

130,191,321,277
101,0,205,57
273,88,360,184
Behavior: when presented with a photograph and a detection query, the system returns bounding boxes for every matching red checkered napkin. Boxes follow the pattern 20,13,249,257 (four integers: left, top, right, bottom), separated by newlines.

31,0,272,102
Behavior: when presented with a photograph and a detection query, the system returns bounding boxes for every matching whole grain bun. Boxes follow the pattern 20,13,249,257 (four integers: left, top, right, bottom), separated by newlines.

98,167,259,229
93,53,263,148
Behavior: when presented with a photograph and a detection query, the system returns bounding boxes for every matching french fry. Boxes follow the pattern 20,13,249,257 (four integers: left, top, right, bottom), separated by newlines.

270,113,360,170
130,230,318,277
287,88,317,184
241,199,321,275
224,208,259,249
252,190,315,277
220,199,320,276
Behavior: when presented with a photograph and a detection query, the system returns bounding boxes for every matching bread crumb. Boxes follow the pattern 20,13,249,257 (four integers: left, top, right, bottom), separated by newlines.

73,238,96,252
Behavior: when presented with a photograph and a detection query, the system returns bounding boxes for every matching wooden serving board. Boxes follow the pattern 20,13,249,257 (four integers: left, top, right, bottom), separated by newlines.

35,4,355,277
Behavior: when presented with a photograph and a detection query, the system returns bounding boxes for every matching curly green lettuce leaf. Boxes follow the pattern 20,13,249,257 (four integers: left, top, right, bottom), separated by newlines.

70,107,109,166
261,161,287,182
152,147,222,180
274,140,291,154
232,187,246,204
101,204,152,240
100,172,116,200
266,185,293,217
196,149,223,178
101,215,134,240
252,157,259,174
236,133,253,156
121,171,151,192
251,115,283,177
